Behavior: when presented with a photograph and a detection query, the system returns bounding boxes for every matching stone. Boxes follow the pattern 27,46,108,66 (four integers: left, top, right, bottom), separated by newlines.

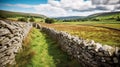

85,52,92,58
8,34,14,38
9,58,16,65
0,29,11,36
77,40,82,45
113,57,118,63
105,57,111,61
76,51,79,54
101,57,106,62
98,47,104,52
0,53,6,59
90,40,95,45
9,53,15,60
82,40,88,46
97,52,104,56
13,47,19,53
87,46,93,50
102,45,115,56
102,45,113,51
103,51,110,56
95,43,102,51
0,56,9,63
77,55,80,58
115,47,120,56
1,37,10,45
0,46,7,53
1,60,10,66
0,37,6,42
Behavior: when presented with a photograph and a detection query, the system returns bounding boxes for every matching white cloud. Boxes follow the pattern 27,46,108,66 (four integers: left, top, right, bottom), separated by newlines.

33,4,67,17
3,0,120,17
91,0,120,5
91,0,120,11
48,0,61,7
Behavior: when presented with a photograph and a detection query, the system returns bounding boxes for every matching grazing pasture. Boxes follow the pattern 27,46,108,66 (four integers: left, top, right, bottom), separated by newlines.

56,21,120,30
40,22,120,47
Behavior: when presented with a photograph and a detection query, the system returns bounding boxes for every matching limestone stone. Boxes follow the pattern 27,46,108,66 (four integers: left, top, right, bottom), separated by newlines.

101,57,106,62
95,43,102,51
115,47,120,56
1,60,10,66
90,40,95,45
0,29,11,36
0,56,9,63
105,57,111,61
0,53,6,59
98,52,104,56
0,37,6,42
103,51,110,56
87,46,93,50
1,37,10,45
0,46,7,53
9,53,15,60
102,45,115,56
113,57,118,63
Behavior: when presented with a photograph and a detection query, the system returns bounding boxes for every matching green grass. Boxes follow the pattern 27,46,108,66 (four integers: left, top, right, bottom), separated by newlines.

15,28,81,67
55,21,120,30
40,23,120,47
95,13,120,20
34,18,44,22
7,17,44,22
55,21,120,24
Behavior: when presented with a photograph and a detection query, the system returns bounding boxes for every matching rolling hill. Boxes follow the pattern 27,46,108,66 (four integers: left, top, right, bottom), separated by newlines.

54,11,120,21
0,10,46,18
55,16,85,20
87,11,120,19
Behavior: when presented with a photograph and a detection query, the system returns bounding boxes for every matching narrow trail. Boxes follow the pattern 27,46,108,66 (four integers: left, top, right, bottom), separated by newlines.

15,28,81,67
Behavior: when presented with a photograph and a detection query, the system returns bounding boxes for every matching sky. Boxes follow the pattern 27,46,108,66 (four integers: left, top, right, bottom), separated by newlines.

0,0,120,17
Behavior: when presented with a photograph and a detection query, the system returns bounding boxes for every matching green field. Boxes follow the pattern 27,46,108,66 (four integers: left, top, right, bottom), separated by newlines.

40,21,120,47
7,17,44,22
14,28,80,67
56,21,120,30
0,10,45,23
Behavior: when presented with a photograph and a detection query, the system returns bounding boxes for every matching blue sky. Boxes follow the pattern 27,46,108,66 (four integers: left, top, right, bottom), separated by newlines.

0,0,120,17
0,0,47,4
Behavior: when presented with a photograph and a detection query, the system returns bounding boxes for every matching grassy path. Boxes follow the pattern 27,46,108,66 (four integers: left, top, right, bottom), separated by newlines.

15,28,80,67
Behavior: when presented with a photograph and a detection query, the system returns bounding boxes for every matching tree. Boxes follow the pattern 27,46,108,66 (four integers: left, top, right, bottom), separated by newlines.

116,16,120,21
18,17,28,22
29,18,35,22
45,18,55,24
0,15,7,19
92,18,100,21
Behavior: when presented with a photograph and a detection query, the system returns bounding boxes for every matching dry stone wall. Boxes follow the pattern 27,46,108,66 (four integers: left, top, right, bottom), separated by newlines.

33,23,120,67
0,20,32,67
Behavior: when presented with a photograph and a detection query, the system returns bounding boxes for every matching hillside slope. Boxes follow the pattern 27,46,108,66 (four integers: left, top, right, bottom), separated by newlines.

55,16,85,20
0,10,46,18
87,11,120,19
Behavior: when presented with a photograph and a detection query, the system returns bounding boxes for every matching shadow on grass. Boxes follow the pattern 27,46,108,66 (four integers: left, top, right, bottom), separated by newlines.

43,33,81,67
